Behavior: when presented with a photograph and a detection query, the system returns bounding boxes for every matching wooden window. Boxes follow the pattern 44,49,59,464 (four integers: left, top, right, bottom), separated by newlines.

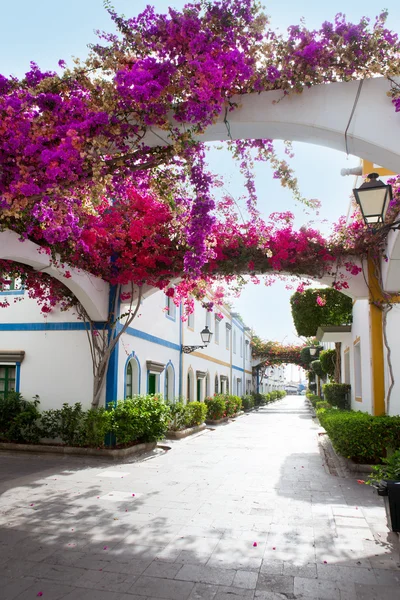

0,365,16,400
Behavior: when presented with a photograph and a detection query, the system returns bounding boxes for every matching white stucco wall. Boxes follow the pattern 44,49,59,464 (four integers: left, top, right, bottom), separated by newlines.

342,299,373,414
383,304,400,416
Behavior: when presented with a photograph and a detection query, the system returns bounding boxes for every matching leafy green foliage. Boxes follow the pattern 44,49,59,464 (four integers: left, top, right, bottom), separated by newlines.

0,392,41,443
168,402,188,431
241,395,255,411
225,395,242,416
112,396,170,444
185,402,208,427
367,450,400,486
310,360,325,379
319,349,336,378
317,409,400,463
290,288,352,337
323,383,351,410
205,396,226,420
1,394,169,447
81,408,113,448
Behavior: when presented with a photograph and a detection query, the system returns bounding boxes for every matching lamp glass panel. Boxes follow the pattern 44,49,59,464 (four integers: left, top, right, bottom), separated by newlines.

358,187,388,222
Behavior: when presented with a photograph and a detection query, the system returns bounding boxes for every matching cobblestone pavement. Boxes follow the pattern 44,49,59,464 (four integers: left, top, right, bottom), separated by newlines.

1,395,399,600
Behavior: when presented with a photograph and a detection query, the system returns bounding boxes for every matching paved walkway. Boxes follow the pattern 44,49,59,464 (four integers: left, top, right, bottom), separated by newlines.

0,396,399,600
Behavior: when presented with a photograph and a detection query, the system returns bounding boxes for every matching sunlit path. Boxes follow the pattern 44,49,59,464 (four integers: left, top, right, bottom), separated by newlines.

0,396,399,599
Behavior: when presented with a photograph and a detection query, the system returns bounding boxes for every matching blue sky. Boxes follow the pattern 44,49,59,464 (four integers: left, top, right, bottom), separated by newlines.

1,1,399,343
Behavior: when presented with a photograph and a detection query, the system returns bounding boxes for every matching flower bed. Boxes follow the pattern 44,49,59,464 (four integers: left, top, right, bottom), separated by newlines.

0,440,156,459
0,393,170,450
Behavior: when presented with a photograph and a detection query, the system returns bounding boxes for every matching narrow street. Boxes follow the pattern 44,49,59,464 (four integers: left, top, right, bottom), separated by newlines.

0,396,399,600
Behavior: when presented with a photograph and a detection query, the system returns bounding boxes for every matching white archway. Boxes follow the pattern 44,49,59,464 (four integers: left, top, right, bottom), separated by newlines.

144,77,400,174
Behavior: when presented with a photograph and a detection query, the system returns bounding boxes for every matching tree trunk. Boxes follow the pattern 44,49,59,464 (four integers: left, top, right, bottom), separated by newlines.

78,284,143,408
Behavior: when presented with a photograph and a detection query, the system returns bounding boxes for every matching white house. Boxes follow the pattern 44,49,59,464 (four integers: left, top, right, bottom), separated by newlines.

0,278,261,410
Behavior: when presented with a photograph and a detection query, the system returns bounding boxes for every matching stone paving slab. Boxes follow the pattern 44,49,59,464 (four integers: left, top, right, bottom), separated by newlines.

0,396,399,600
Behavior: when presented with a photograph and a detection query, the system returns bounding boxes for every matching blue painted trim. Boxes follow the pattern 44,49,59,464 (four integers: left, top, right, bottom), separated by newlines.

120,323,181,352
232,365,244,373
0,322,106,331
0,290,25,296
164,360,175,401
123,352,141,398
15,362,21,393
106,286,119,408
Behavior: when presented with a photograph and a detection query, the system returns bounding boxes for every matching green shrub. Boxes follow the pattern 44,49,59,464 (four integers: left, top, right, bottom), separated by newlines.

0,393,36,442
205,395,226,420
307,394,322,408
81,408,113,448
316,400,332,410
225,395,242,416
318,409,400,463
323,383,351,410
185,401,208,426
367,449,400,486
320,349,336,378
0,393,42,443
241,395,255,411
40,403,85,446
168,402,187,431
112,395,170,444
311,360,325,379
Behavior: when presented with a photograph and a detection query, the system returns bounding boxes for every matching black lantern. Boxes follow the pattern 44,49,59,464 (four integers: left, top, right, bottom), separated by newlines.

353,173,393,226
309,346,317,357
200,326,213,345
182,326,213,354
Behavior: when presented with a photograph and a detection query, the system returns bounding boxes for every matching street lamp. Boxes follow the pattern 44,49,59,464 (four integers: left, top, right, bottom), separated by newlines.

309,346,318,357
353,173,394,227
182,326,213,354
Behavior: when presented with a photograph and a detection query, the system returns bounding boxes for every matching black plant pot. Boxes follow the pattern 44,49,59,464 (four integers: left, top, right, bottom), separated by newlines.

377,480,400,533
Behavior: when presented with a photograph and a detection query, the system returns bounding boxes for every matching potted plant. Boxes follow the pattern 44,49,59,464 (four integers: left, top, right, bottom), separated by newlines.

367,449,400,532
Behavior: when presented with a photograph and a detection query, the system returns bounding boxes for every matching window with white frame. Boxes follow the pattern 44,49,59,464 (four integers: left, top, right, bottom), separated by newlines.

225,324,230,350
214,316,220,344
187,309,194,329
165,295,176,319
233,330,237,354
125,358,139,398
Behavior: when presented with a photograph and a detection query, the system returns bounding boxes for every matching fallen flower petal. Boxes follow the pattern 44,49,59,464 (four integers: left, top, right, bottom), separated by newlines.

253,542,258,547
132,494,135,497
103,546,108,550
37,593,43,597
272,547,276,550
323,560,328,564
357,480,365,484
